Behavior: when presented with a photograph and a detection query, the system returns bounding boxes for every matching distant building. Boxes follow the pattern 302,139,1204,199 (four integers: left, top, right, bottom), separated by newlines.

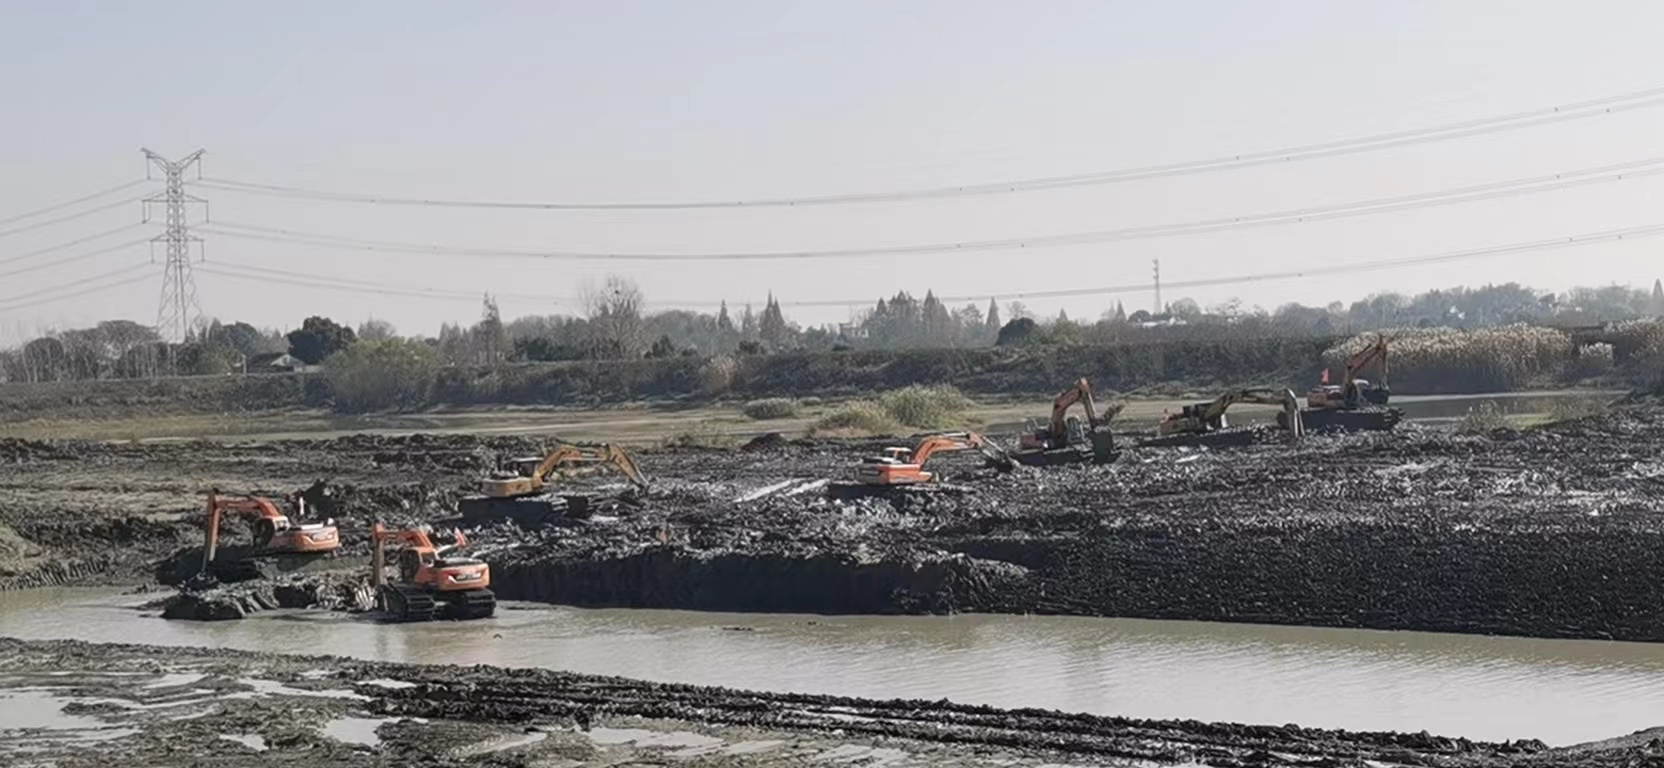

247,352,310,374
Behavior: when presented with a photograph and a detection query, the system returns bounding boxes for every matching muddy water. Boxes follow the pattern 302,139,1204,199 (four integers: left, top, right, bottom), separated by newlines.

4,589,1664,746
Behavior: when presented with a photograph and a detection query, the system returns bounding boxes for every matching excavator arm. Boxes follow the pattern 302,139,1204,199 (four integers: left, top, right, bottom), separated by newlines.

1048,378,1099,437
910,432,1013,469
1160,388,1303,440
1341,335,1390,393
483,442,651,498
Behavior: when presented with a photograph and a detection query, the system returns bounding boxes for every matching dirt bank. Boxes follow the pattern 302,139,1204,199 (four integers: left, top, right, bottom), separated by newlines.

16,636,1653,767
5,397,1664,642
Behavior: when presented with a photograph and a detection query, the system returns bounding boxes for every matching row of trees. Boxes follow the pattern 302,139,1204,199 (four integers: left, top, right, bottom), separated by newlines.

4,277,1662,384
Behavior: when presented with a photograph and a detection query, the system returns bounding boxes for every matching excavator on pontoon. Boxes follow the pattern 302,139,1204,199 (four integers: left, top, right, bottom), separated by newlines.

458,441,651,525
1143,388,1304,448
370,522,495,622
197,490,340,583
1301,334,1403,432
844,431,1015,489
1013,378,1118,466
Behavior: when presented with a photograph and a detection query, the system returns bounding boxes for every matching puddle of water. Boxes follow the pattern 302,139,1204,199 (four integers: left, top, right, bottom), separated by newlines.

143,672,206,689
0,690,104,730
69,693,220,711
458,730,550,756
727,739,786,755
219,733,268,751
816,744,910,765
323,716,393,748
587,727,724,749
361,678,417,690
232,678,368,701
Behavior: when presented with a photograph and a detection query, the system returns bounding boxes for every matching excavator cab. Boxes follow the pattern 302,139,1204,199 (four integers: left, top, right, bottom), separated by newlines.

372,523,494,622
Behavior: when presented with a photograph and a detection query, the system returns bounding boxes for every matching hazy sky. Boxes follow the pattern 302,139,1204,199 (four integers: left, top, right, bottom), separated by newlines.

3,0,1664,343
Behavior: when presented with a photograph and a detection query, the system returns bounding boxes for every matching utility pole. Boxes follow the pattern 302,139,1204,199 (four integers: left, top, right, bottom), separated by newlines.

142,148,207,343
1152,258,1162,314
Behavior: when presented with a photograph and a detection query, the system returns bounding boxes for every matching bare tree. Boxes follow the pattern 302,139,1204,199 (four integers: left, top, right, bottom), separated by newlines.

357,318,399,342
582,275,646,359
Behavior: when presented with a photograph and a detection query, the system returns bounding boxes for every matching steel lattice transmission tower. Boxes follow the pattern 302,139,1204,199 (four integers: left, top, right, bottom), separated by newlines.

142,148,207,342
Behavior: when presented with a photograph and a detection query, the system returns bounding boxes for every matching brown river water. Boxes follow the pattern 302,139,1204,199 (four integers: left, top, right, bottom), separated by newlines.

3,587,1663,746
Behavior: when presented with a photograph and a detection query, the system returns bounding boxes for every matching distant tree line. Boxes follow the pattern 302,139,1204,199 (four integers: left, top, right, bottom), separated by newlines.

4,276,1662,388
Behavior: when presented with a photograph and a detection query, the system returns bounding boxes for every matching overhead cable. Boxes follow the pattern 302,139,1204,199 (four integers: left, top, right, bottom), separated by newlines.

193,85,1664,209
0,180,150,227
197,155,1664,262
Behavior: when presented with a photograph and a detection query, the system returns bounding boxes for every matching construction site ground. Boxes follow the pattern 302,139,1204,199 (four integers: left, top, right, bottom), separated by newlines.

2,389,1661,763
19,636,1661,768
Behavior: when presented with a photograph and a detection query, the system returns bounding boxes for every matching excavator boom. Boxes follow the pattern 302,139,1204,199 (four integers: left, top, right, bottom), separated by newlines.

1048,378,1099,437
480,442,650,498
856,431,1012,485
1152,388,1302,444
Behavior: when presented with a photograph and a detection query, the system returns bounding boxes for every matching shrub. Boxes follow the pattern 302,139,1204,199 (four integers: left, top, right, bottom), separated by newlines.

878,384,973,429
1457,400,1507,434
742,397,800,420
323,338,437,413
1570,343,1615,379
1546,397,1609,423
698,355,737,396
810,401,901,436
1325,325,1573,393
665,421,738,449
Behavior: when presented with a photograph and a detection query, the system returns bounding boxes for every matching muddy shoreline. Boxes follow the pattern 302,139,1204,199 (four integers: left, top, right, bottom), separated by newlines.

13,636,1660,767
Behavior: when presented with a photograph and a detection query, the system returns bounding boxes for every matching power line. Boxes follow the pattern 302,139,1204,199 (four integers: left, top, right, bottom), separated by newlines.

195,262,564,304
0,223,149,268
0,179,150,227
0,195,148,240
634,221,1664,308
0,238,149,280
193,84,1664,209
198,155,1664,263
0,263,155,311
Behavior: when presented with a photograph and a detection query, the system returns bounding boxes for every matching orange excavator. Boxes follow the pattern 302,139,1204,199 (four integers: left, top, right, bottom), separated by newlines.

854,431,1014,485
370,522,495,622
1015,378,1118,466
460,441,650,525
199,490,339,582
1302,334,1403,432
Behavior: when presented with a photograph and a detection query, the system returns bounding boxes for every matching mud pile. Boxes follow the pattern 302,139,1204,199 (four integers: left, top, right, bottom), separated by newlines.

158,572,374,621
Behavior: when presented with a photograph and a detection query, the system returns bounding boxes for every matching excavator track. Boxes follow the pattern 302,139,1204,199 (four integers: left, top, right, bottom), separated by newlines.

439,588,497,621
380,584,438,623
1298,406,1404,433
1139,426,1270,450
826,481,977,502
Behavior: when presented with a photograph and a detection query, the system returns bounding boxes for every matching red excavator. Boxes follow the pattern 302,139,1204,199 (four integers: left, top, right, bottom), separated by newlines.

854,431,1014,485
1309,334,1392,409
1302,333,1403,432
1014,378,1118,466
370,522,495,622
199,490,339,582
